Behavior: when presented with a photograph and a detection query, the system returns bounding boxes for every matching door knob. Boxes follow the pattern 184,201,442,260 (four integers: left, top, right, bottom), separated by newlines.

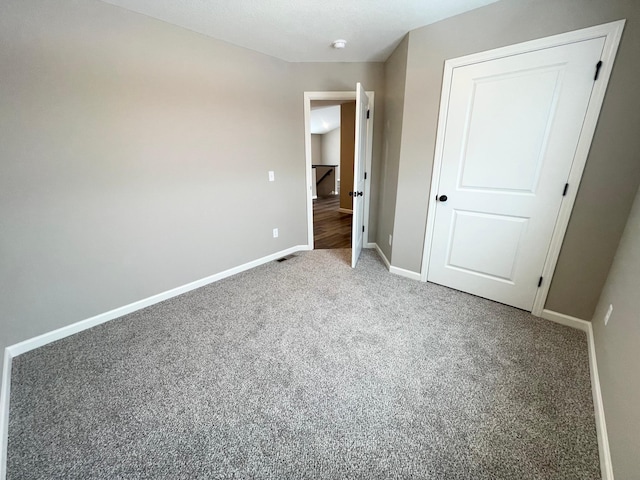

349,191,353,196
438,195,448,202
356,191,363,197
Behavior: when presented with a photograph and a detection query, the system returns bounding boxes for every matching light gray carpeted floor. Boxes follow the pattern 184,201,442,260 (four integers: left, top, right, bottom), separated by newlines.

7,249,600,479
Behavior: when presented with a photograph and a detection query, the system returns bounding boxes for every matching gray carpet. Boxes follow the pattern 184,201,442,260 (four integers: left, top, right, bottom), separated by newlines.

7,249,600,479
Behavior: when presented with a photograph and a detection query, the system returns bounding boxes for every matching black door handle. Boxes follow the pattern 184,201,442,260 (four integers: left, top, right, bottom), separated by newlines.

356,191,363,197
437,195,448,202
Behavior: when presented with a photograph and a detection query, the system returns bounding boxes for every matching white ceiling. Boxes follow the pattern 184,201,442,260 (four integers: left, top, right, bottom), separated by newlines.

99,0,500,62
310,106,341,134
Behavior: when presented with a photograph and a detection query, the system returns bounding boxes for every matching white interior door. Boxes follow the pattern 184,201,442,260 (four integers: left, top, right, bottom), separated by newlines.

351,83,369,268
427,37,605,310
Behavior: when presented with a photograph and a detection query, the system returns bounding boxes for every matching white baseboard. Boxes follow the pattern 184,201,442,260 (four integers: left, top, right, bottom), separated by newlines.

587,322,614,480
0,267,612,480
364,242,376,249
0,244,308,480
337,208,353,214
0,349,11,480
368,242,420,281
389,266,421,281
7,245,307,358
373,243,391,270
540,309,590,332
371,245,421,282
541,310,613,480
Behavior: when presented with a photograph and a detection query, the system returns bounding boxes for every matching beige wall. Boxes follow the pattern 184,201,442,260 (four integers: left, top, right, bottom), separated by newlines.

376,35,409,262
321,127,341,166
311,134,323,165
322,127,341,193
340,102,356,211
389,0,640,320
592,184,640,479
0,1,385,376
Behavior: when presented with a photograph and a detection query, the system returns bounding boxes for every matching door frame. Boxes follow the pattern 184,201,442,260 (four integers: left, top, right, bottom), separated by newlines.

419,20,625,316
303,91,375,249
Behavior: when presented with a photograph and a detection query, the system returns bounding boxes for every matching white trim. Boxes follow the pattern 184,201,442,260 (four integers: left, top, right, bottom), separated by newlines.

419,20,626,320
337,208,353,215
372,243,422,282
0,349,11,480
6,245,308,358
531,20,625,316
0,244,309,480
0,272,613,480
540,310,614,480
363,92,375,246
389,266,422,281
587,322,615,480
373,243,391,270
364,242,376,249
303,91,375,251
432,21,625,71
540,309,590,332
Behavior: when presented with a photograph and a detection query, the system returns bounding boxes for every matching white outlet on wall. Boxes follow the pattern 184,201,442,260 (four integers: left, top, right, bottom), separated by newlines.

268,171,275,182
273,228,279,238
389,234,393,246
604,304,613,325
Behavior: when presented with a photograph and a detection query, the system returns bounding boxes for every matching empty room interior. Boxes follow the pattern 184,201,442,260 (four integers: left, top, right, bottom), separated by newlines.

1,0,639,479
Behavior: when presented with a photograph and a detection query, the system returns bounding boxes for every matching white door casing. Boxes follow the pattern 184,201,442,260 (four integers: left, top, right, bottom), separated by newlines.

303,91,375,252
351,83,369,267
421,20,625,313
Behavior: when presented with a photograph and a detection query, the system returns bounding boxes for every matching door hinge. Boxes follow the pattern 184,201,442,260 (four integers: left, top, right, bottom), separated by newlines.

562,183,569,196
538,276,543,288
364,172,367,180
362,225,365,233
366,109,370,119
594,60,603,81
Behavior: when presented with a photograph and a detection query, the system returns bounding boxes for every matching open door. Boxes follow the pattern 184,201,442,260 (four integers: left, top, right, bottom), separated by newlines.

351,83,369,268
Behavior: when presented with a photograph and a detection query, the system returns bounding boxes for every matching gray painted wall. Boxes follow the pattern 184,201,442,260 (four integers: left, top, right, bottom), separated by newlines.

592,184,640,479
389,0,640,320
0,0,385,375
311,134,323,165
322,127,341,191
321,128,341,167
376,36,409,262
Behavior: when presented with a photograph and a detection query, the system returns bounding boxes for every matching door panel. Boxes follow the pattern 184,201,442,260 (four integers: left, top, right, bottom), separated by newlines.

460,68,561,193
428,37,605,310
448,211,528,282
351,83,368,268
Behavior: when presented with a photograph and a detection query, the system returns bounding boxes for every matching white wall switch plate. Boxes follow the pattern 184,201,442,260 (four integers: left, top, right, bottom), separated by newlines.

273,228,278,238
268,171,275,182
389,234,393,246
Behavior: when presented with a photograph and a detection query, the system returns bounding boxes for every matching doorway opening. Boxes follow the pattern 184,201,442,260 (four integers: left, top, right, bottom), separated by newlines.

310,100,355,249
303,89,375,266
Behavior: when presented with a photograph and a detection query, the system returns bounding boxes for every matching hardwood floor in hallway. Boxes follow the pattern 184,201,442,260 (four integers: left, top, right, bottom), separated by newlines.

313,195,352,249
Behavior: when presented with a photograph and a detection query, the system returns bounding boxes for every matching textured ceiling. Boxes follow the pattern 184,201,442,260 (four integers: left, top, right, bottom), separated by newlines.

99,0,500,62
